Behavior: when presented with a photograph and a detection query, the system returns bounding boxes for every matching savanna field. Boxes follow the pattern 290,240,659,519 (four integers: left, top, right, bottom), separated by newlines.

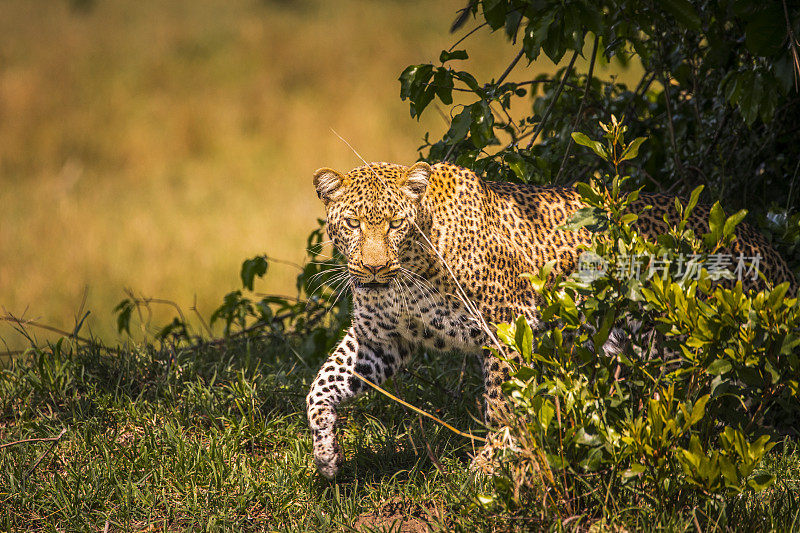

2,0,800,531
0,0,516,349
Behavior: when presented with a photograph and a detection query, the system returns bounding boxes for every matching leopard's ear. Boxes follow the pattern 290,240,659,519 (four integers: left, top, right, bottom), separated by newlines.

313,168,346,204
398,162,431,202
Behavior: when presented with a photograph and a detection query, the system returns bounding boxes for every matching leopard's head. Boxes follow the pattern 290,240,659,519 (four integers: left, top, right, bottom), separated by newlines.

313,162,431,289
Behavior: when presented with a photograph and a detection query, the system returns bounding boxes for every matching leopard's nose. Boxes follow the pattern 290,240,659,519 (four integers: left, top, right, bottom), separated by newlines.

364,264,383,277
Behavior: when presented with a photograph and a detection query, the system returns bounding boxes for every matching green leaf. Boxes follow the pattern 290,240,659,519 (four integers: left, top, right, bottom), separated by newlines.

445,106,472,143
241,256,269,291
542,17,566,63
686,185,704,218
495,323,515,347
433,68,454,105
622,463,646,480
482,0,508,30
470,101,495,149
766,282,790,311
514,315,533,360
723,209,747,239
439,49,469,62
453,71,481,92
522,11,555,61
560,207,604,232
619,137,647,162
572,132,608,161
708,202,725,241
399,64,436,118
575,182,603,204
538,400,555,430
745,5,786,57
689,394,710,425
399,64,428,100
738,71,764,125
574,427,601,446
114,299,134,335
748,473,776,491
706,358,732,375
661,0,702,31
505,152,529,182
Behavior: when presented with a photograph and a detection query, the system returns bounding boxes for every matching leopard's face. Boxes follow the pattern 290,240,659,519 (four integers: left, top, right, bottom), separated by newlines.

313,162,431,289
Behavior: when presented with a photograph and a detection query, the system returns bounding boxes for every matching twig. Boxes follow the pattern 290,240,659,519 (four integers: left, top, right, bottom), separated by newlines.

0,349,27,357
130,297,189,329
191,294,214,338
495,48,525,87
634,70,658,100
418,414,446,474
23,429,67,481
339,356,486,444
641,168,666,192
555,35,599,183
4,428,69,486
0,315,120,354
659,71,684,175
263,255,305,272
526,48,581,149
0,429,68,449
448,21,488,51
782,0,800,91
786,157,800,212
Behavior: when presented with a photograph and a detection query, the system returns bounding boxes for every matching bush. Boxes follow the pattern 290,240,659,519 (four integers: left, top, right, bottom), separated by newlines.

400,0,800,276
477,121,800,526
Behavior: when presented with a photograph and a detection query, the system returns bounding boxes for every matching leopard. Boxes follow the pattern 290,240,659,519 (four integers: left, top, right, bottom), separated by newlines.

306,160,796,479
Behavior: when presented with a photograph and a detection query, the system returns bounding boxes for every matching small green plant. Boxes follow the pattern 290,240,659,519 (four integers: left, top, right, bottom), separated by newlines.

113,219,351,363
480,117,800,526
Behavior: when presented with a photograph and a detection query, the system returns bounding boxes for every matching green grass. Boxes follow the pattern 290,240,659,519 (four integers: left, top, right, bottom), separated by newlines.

0,334,491,531
1,332,798,531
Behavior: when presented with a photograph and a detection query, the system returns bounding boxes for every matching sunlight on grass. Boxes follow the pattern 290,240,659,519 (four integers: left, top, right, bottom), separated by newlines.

0,0,636,350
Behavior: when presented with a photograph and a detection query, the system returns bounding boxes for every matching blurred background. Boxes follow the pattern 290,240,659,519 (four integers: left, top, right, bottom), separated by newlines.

0,0,522,349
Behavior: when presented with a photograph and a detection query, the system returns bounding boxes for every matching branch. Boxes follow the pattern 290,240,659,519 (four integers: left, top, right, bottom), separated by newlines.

525,48,581,149
23,428,68,481
555,35,599,183
783,0,800,91
0,315,119,354
659,71,684,176
448,21,488,52
0,429,68,449
495,48,525,87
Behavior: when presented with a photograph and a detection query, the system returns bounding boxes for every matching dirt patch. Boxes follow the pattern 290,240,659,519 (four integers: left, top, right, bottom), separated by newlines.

353,497,444,532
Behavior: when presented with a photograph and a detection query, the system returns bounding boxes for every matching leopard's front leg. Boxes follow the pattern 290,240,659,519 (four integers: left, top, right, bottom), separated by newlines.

306,326,403,478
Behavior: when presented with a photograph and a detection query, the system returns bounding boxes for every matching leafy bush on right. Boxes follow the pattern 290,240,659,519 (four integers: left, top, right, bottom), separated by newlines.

480,119,800,526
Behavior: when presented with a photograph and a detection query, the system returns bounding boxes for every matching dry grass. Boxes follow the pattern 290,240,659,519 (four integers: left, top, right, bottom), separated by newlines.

0,0,634,350
0,0,516,348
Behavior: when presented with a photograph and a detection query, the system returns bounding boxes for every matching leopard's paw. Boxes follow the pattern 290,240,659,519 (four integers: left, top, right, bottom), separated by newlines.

312,428,342,479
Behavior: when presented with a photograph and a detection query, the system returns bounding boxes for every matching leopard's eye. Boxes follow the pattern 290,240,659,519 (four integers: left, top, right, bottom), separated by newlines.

345,217,360,229
389,218,404,229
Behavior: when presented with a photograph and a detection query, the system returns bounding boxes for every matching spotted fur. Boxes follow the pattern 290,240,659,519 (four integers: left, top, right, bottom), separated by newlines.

306,161,795,478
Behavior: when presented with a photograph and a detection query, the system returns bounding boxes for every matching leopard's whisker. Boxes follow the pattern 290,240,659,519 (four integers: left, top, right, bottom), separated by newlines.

306,266,347,286
306,267,348,288
399,267,441,299
392,278,412,333
324,278,353,315
400,270,438,311
306,271,350,301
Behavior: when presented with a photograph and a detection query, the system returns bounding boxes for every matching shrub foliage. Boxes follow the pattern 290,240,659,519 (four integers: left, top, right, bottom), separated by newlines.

479,120,799,523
